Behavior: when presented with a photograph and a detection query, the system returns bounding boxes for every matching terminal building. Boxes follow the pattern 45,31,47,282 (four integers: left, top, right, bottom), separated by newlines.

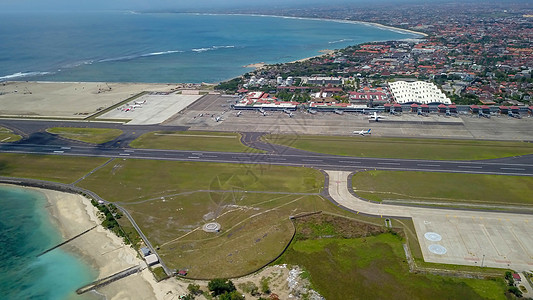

232,91,298,111
388,81,451,104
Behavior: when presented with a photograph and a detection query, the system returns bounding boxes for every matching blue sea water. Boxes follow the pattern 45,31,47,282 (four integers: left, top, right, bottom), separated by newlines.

0,186,96,300
0,11,420,83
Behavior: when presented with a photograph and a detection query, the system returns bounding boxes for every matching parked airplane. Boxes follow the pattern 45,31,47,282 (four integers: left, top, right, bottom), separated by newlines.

283,108,293,114
215,116,223,122
236,111,242,117
368,112,385,121
334,109,344,115
289,112,294,118
308,109,317,114
134,100,146,105
130,104,142,108
258,108,267,116
353,129,371,136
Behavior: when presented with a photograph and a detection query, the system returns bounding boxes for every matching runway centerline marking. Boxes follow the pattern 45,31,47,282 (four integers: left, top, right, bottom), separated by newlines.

500,167,525,171
458,165,482,169
378,162,400,165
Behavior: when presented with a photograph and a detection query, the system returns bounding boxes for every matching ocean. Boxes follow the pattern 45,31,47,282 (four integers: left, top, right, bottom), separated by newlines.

0,11,420,83
0,186,96,300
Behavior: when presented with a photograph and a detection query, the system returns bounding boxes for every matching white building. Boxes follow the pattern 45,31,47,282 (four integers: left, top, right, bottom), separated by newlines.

304,76,344,86
388,81,451,104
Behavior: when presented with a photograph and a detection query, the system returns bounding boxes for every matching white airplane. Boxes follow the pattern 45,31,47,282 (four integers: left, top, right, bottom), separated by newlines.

308,109,317,114
334,109,344,115
283,108,293,114
289,112,294,118
131,104,142,108
215,116,223,122
258,108,267,116
353,129,371,136
236,111,242,117
368,112,385,121
134,100,146,105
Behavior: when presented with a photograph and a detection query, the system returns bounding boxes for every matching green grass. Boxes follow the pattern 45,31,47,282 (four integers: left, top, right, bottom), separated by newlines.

0,153,109,183
277,234,507,300
130,131,259,152
77,160,324,203
0,126,22,143
352,171,533,207
47,127,123,144
263,134,533,160
151,266,169,282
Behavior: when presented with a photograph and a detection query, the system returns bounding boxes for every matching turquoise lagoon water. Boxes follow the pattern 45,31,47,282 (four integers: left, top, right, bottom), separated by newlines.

0,186,96,300
0,12,421,83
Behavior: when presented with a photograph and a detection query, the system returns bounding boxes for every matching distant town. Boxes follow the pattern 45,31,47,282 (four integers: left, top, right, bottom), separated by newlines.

216,1,532,116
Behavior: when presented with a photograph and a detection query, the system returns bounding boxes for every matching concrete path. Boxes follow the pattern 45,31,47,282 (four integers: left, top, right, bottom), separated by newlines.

326,170,533,271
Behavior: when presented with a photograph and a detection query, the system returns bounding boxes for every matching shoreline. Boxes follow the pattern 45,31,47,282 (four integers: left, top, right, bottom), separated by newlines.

197,12,426,83
4,184,187,300
193,12,428,38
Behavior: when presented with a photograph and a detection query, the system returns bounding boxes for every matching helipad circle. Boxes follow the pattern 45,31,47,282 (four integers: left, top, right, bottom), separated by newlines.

424,232,442,242
428,244,447,255
203,222,221,233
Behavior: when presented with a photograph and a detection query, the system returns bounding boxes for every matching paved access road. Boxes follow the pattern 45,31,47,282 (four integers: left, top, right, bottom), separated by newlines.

326,170,533,271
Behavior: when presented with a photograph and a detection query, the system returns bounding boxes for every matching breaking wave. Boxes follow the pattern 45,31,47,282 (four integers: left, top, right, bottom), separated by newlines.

97,50,184,63
192,45,235,53
328,38,354,44
0,71,51,81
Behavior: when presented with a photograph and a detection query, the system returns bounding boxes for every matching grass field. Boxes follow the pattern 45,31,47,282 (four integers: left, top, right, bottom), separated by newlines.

78,159,324,203
352,170,533,207
263,134,533,160
130,131,259,152
47,127,123,144
0,153,108,183
277,231,507,300
76,159,327,278
0,126,22,143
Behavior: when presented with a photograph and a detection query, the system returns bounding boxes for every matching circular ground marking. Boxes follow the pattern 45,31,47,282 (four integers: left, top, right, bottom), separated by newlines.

424,232,442,242
203,222,221,233
428,244,447,255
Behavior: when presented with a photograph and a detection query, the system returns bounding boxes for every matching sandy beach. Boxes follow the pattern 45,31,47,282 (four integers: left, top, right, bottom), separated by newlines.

17,186,306,299
24,186,188,300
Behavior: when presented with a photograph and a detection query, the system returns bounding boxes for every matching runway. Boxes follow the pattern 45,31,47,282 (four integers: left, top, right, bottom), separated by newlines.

1,141,533,176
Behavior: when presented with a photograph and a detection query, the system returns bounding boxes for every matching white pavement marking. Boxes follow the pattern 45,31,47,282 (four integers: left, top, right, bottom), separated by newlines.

326,170,533,271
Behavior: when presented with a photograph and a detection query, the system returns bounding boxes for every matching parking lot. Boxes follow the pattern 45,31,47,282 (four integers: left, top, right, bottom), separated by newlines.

100,93,202,125
412,211,533,271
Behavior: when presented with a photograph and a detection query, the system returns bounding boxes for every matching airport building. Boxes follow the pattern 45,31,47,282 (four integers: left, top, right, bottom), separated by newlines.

303,76,344,86
232,91,298,111
388,81,451,104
